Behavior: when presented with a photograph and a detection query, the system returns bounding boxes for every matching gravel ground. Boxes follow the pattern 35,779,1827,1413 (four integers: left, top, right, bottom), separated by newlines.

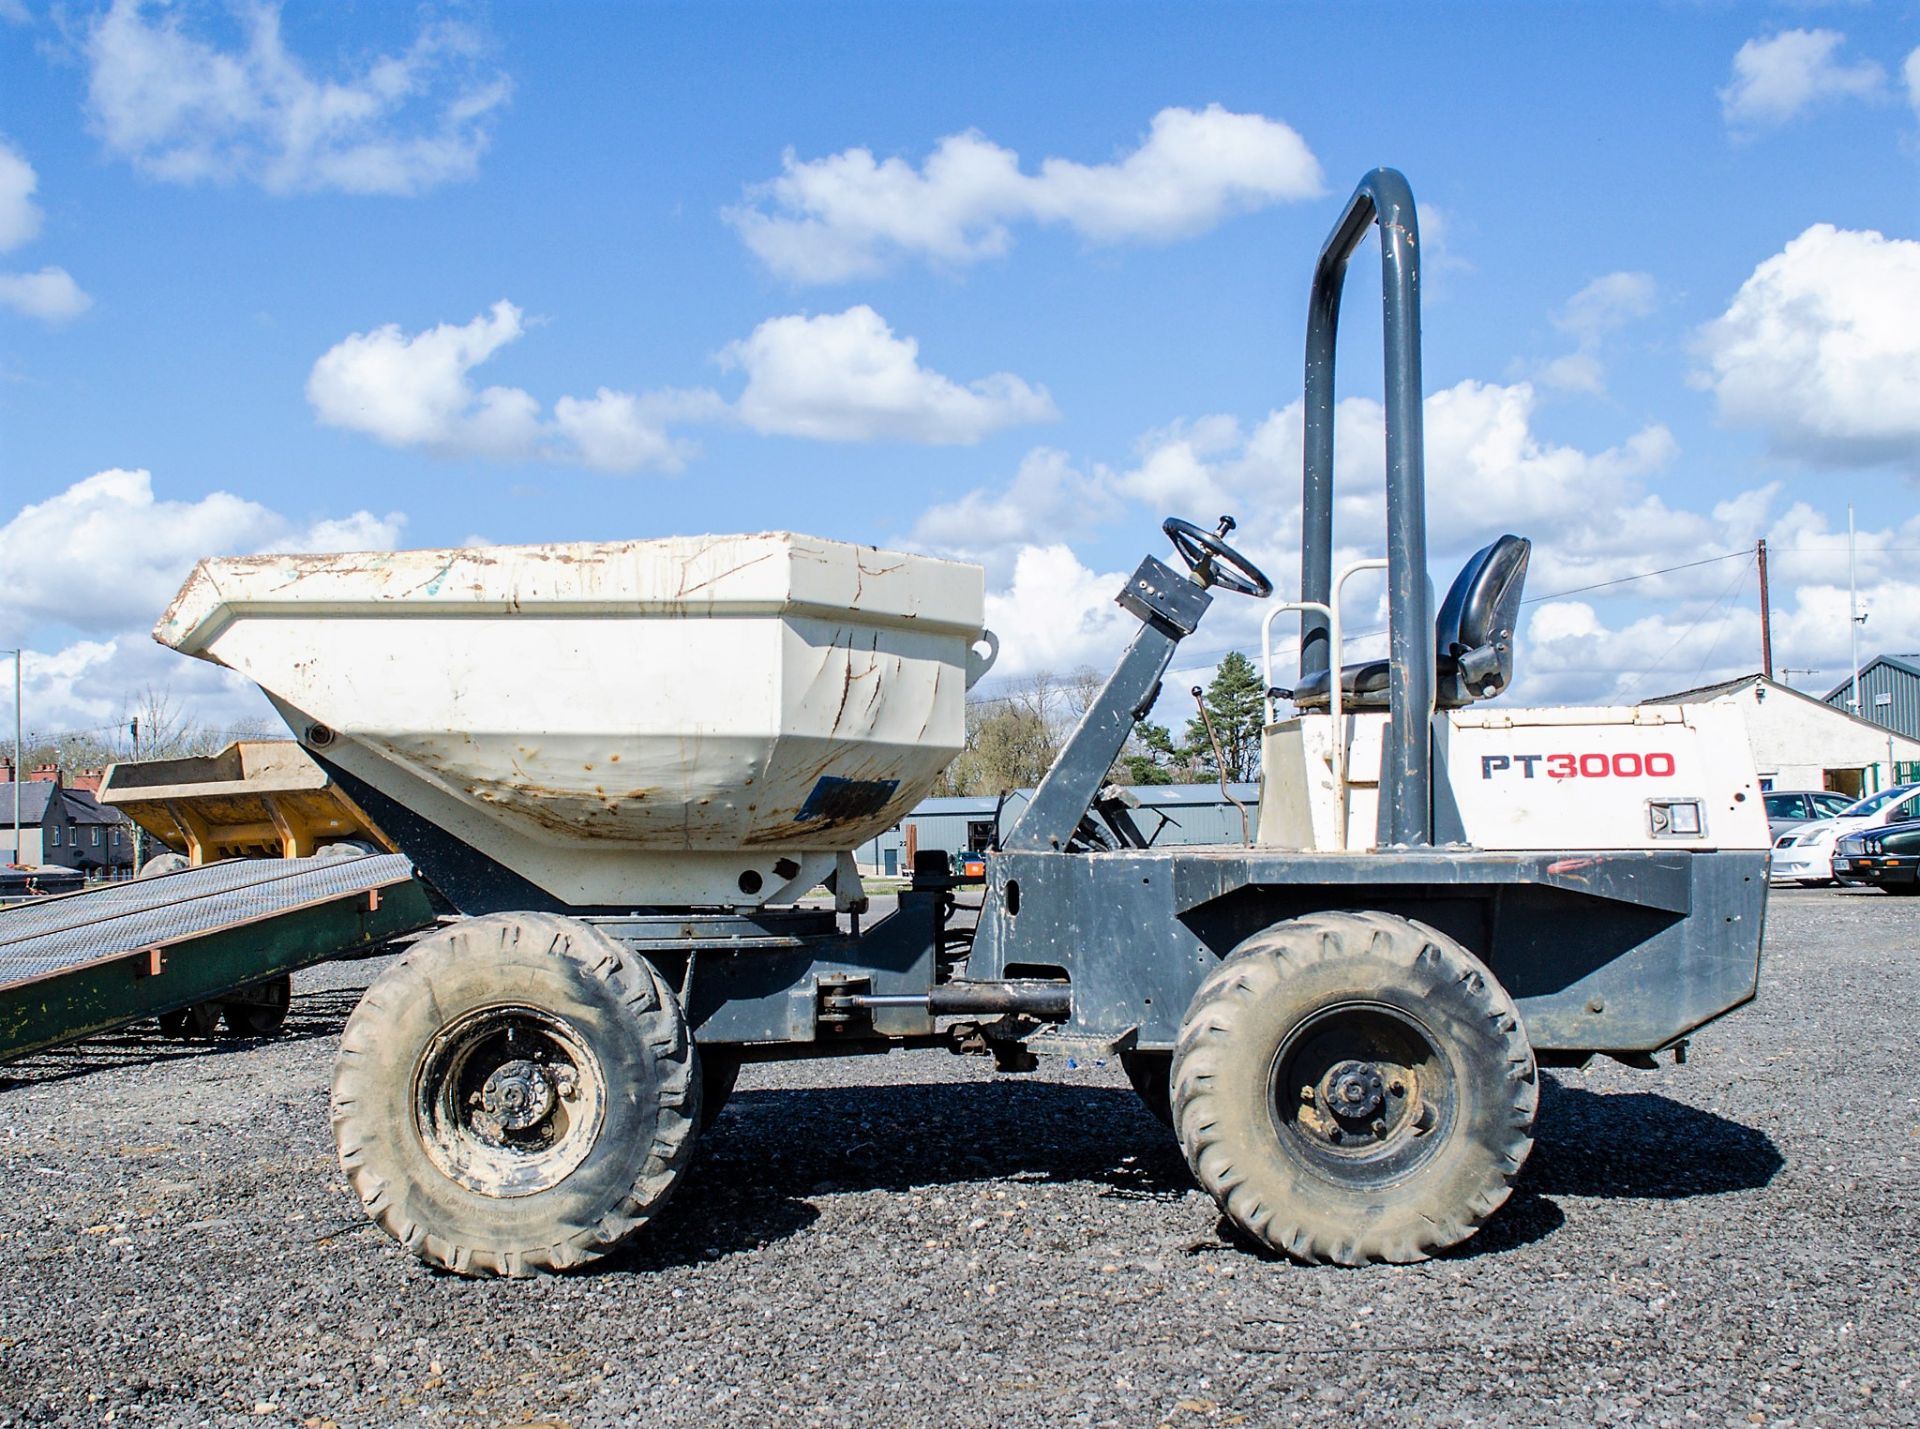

0,887,1913,1427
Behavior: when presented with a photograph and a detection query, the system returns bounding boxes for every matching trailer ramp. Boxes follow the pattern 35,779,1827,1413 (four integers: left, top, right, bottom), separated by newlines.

0,854,435,1062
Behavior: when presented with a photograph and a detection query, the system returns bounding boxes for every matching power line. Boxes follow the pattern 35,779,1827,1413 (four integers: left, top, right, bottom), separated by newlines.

11,722,279,745
1617,556,1756,700
1683,560,1751,689
1519,550,1748,605
1765,545,1920,555
967,545,1793,701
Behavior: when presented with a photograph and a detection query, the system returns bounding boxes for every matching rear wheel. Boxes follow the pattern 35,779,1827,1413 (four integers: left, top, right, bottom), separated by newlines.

157,1002,221,1038
331,912,699,1278
1172,911,1536,1265
221,975,292,1036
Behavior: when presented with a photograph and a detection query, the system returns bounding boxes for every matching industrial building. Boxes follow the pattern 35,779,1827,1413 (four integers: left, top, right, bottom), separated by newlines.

853,783,1260,876
1823,654,1920,742
1644,673,1920,799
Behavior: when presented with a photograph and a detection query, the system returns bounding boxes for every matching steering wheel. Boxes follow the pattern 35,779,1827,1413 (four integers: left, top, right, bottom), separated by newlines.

1163,516,1273,598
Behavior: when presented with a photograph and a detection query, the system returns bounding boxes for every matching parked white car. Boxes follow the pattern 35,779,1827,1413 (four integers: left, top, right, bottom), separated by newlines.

1770,783,1920,886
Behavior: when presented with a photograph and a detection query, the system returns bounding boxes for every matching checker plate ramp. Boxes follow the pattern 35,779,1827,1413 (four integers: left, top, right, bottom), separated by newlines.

0,854,434,1061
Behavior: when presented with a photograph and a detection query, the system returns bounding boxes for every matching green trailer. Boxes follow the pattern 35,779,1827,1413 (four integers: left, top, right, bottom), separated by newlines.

0,853,435,1062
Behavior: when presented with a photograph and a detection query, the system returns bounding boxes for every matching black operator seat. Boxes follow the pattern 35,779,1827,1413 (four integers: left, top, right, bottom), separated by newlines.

1291,534,1531,712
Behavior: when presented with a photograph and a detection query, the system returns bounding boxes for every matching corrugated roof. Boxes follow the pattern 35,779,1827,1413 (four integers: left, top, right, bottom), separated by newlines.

1822,654,1920,704
908,782,1257,815
1118,782,1260,806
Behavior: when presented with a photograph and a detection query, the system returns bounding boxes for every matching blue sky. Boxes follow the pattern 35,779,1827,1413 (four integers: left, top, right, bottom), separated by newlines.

3,1,1918,746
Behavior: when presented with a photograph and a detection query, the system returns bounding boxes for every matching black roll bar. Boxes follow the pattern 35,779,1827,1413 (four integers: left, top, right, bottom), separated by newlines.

1299,167,1432,847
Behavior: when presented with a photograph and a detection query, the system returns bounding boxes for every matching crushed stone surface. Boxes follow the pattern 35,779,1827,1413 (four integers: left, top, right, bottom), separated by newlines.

0,887,1912,1426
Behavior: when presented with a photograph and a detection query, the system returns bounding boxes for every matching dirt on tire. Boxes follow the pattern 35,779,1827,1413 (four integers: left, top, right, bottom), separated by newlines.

330,912,699,1278
1172,909,1536,1265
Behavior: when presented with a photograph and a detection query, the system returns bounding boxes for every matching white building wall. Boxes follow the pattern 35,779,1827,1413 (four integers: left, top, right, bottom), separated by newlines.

0,827,46,865
1704,680,1920,791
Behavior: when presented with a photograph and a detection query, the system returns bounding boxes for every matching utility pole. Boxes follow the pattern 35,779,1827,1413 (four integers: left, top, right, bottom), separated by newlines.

129,716,143,870
1848,504,1864,713
1756,538,1772,679
6,649,19,869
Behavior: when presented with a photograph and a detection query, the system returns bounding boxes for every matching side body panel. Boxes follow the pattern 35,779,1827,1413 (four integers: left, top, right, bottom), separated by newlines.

1258,703,1771,853
966,845,1768,1056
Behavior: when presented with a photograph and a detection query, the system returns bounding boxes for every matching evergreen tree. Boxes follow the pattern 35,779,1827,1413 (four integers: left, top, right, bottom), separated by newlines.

1183,651,1265,782
1117,720,1180,785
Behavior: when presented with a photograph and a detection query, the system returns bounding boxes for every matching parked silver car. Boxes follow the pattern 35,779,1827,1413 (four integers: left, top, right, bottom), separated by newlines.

1764,789,1856,843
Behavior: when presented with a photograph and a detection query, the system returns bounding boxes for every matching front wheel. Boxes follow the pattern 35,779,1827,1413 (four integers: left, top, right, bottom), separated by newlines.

331,913,699,1278
1172,911,1536,1265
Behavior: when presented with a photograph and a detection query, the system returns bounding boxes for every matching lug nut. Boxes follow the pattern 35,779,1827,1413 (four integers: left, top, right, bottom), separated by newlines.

1371,1118,1387,1137
1388,1081,1406,1097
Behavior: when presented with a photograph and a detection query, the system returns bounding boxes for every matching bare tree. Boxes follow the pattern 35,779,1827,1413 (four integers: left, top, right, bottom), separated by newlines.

933,664,1142,796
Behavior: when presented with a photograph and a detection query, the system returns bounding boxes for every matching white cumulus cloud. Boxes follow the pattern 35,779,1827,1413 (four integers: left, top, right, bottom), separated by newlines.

1694,224,1920,471
982,544,1138,680
7,634,277,742
0,266,92,322
1536,272,1657,395
1555,271,1657,346
722,305,1057,443
0,140,92,324
1,469,407,737
84,0,511,196
1720,29,1885,130
909,448,1114,578
915,363,1920,706
727,105,1323,282
910,379,1755,698
0,468,403,643
307,301,721,471
0,139,42,252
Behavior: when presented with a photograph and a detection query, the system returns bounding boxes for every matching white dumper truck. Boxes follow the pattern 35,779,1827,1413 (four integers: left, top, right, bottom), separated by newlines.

155,169,1769,1277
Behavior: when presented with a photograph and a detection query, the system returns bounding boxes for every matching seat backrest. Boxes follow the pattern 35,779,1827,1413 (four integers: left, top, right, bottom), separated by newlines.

1435,534,1530,697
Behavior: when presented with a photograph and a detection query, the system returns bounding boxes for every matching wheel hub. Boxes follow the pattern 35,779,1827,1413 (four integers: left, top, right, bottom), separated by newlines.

1322,1059,1385,1122
1269,999,1455,1181
414,1005,607,1198
478,1058,557,1135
